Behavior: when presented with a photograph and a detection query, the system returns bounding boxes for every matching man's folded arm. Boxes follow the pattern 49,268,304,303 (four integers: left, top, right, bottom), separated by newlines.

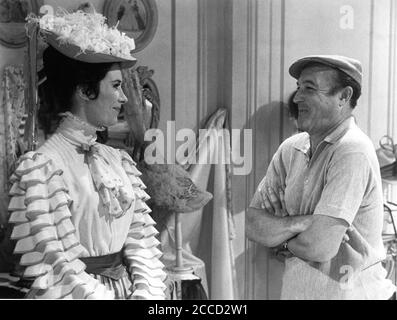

287,214,349,262
246,207,313,247
287,152,369,262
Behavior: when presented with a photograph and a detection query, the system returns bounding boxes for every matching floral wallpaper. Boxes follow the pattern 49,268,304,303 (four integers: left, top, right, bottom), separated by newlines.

0,65,26,224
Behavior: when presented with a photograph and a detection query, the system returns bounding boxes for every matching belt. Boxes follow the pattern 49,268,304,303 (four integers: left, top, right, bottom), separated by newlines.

80,251,126,281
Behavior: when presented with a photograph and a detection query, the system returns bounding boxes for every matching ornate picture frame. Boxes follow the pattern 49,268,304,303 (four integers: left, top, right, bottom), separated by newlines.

103,0,158,53
0,0,43,48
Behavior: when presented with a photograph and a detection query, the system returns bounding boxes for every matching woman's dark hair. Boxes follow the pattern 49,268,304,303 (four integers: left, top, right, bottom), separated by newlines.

38,45,114,135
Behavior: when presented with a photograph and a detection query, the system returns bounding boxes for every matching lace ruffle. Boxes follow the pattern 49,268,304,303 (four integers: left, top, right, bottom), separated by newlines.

87,145,134,218
8,152,114,299
120,150,167,299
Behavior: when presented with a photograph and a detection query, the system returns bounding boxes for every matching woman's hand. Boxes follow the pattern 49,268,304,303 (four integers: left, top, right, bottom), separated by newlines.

260,186,288,217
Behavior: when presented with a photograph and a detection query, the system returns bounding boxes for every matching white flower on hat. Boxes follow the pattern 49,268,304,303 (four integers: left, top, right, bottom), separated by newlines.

59,24,73,38
92,41,111,55
104,28,120,44
28,8,136,60
119,41,135,58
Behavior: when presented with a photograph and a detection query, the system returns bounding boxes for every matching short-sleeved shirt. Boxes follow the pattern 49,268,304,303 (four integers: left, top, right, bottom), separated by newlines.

250,116,396,299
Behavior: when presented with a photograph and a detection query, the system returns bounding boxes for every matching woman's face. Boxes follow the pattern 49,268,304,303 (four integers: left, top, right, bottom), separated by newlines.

85,64,128,128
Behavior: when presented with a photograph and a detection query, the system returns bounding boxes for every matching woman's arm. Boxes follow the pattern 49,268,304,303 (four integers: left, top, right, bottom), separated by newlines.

8,152,114,299
119,149,167,299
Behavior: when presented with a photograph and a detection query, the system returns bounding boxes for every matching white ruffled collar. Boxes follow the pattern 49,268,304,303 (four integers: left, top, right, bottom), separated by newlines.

56,111,133,218
56,112,100,149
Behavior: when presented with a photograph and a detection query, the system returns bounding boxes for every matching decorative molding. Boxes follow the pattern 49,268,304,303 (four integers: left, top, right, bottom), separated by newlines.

387,0,396,137
136,65,160,129
279,0,286,142
392,0,397,139
103,0,158,53
244,0,287,300
197,0,208,129
367,0,375,138
0,0,43,48
171,0,175,121
244,0,258,301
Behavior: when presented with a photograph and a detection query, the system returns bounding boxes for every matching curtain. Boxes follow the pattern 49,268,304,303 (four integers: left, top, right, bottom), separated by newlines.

160,108,237,299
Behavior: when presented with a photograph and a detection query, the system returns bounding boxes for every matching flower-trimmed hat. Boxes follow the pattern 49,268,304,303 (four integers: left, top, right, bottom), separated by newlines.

28,9,136,68
23,8,137,151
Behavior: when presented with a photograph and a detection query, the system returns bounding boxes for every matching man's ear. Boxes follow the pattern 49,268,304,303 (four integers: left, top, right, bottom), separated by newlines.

340,86,353,105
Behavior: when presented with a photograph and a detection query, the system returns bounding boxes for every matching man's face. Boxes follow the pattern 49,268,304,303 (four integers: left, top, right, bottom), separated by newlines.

293,65,343,136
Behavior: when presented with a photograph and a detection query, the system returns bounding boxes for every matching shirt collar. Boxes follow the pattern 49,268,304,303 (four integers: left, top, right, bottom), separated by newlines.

323,116,356,144
293,133,311,155
293,116,356,154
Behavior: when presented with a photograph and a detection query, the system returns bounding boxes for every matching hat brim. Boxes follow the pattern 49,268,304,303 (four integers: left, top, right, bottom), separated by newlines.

289,57,341,80
45,31,136,69
288,56,363,87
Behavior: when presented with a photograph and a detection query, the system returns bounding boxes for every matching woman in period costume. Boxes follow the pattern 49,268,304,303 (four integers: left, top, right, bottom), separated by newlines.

7,9,167,299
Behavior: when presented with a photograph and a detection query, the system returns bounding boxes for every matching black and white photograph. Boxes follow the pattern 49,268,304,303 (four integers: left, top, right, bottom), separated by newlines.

0,0,396,307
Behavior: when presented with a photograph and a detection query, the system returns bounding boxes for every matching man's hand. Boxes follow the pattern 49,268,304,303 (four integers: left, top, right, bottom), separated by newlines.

341,226,354,243
260,186,288,217
271,243,294,262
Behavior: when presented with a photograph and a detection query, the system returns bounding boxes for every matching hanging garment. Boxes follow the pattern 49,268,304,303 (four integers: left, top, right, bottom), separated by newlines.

160,108,237,300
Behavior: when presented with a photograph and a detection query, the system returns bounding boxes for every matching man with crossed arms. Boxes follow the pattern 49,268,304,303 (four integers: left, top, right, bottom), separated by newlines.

246,55,396,299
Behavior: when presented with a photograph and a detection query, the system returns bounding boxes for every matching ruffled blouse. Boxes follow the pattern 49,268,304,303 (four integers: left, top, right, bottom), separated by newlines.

8,113,167,299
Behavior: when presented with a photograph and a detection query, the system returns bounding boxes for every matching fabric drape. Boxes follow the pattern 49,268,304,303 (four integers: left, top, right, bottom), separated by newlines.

160,108,237,299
